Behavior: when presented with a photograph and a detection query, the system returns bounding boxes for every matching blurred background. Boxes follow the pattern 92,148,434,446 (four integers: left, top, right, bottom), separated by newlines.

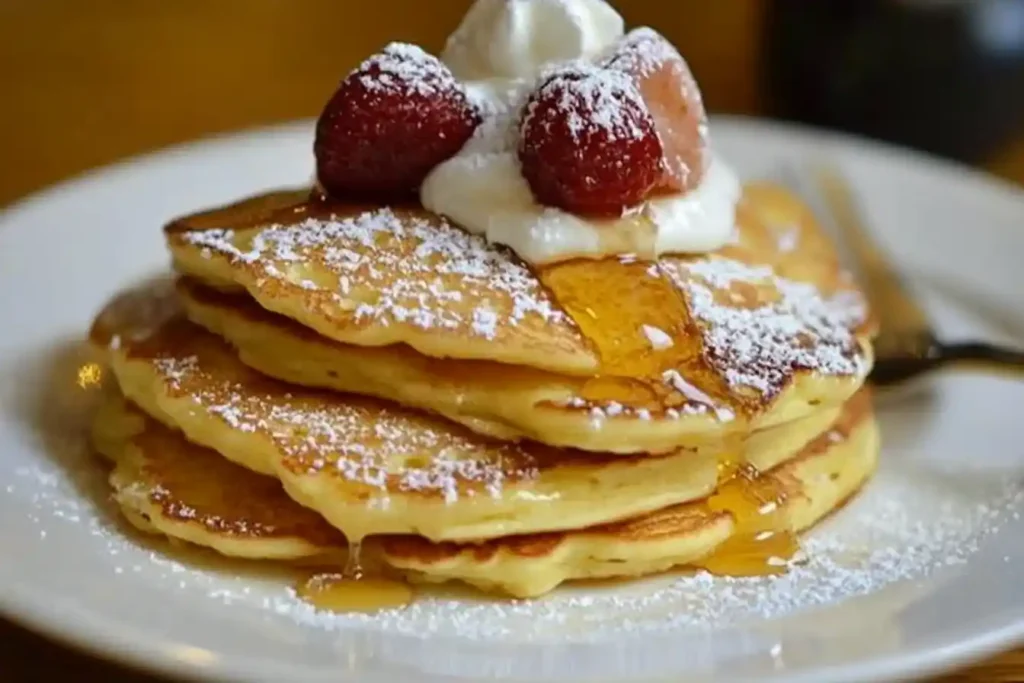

3,1,1024,680
4,0,1024,208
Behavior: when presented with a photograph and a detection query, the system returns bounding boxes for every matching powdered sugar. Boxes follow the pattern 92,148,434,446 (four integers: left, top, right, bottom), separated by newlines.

604,26,687,79
181,208,568,341
11,343,1024,676
521,62,653,146
422,21,738,265
253,466,1024,643
661,257,867,397
145,350,537,502
604,26,707,145
662,369,735,422
355,42,468,101
78,459,1014,649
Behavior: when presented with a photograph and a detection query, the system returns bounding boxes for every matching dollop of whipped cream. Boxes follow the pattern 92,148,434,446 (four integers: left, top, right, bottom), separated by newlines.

421,0,741,265
442,0,624,80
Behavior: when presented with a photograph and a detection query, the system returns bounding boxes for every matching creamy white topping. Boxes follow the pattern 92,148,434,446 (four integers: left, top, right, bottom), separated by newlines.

442,0,624,80
423,0,742,266
420,79,741,265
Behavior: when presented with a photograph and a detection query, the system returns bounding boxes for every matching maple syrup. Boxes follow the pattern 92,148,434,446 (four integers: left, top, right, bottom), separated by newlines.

539,256,723,411
537,253,746,422
76,362,103,389
296,572,414,614
539,259,693,378
295,539,414,614
691,448,798,577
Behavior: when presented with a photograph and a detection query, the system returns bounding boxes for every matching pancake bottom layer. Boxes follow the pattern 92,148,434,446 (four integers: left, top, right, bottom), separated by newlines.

92,389,878,598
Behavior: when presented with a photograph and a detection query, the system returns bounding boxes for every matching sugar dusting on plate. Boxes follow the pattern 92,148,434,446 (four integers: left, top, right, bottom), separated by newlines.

8,351,1022,644
11,443,1023,644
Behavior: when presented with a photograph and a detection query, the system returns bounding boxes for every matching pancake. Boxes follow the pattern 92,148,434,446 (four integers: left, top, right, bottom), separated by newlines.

384,398,879,597
92,392,346,561
178,276,868,453
166,184,874,441
93,386,877,598
89,282,846,543
167,190,594,374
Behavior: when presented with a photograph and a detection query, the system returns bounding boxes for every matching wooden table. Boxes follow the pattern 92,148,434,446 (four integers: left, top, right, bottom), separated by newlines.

1,2,1022,681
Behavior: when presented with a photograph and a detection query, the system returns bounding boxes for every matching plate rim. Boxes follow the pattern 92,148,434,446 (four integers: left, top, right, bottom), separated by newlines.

2,115,1024,683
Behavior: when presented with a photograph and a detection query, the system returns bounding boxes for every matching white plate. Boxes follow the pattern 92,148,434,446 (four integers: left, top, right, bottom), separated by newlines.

2,117,1024,683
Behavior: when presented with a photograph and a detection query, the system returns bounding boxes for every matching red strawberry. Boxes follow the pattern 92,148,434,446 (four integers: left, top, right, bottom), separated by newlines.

605,27,707,194
518,64,662,218
314,42,481,201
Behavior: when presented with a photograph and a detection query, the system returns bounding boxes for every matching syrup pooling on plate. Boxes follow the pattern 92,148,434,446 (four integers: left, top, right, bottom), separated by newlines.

296,540,415,614
296,572,414,614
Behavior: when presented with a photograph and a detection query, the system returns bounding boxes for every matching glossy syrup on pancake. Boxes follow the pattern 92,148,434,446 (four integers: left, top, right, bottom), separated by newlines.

90,321,871,611
93,389,415,613
380,395,879,597
693,390,871,576
166,183,873,453
530,185,871,574
99,282,837,544
693,454,799,576
94,382,877,603
307,424,816,608
535,182,871,420
90,281,872,609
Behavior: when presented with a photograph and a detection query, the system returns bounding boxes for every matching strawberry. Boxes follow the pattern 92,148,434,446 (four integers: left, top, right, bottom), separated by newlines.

518,64,662,217
605,27,707,194
314,42,480,201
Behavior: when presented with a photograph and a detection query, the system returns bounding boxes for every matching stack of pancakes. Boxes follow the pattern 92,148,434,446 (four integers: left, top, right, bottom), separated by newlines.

88,182,878,599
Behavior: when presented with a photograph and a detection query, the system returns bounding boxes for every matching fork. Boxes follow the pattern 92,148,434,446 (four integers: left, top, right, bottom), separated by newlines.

778,163,1024,387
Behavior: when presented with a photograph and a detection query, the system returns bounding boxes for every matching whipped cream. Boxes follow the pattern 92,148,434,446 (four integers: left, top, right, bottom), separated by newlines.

424,0,742,265
442,0,624,80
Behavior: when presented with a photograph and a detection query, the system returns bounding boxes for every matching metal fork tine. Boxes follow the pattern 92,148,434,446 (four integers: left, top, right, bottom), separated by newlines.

772,161,936,356
812,165,936,345
770,159,1024,385
771,162,856,266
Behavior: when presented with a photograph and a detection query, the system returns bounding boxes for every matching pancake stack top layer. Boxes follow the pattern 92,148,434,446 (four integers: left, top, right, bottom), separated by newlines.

85,1,880,601
165,183,874,453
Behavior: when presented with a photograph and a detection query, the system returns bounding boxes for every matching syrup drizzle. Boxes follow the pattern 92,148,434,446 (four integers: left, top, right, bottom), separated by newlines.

538,256,718,413
165,192,850,594
691,448,798,577
294,445,799,614
296,539,414,614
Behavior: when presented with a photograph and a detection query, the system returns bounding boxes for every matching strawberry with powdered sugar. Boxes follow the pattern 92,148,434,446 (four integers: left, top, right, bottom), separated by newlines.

518,64,663,217
314,43,481,201
310,3,740,266
605,27,708,194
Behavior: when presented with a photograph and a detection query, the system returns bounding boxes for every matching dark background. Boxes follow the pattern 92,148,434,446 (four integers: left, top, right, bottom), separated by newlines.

3,0,1024,209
